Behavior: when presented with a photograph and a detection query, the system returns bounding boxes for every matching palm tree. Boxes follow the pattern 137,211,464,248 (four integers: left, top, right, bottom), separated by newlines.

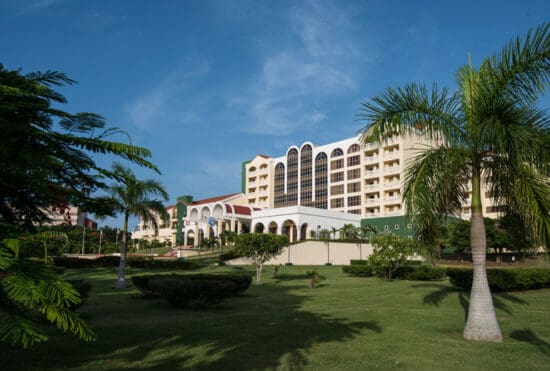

107,163,169,289
359,24,549,342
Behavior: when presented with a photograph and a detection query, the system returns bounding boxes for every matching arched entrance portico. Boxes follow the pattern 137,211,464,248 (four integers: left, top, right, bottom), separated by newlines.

268,222,278,234
282,220,298,242
300,223,309,241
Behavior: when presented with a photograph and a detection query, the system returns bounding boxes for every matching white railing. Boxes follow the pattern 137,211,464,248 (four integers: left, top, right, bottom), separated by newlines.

364,198,380,205
384,210,402,216
364,169,379,177
383,181,401,189
363,156,379,164
383,166,400,174
365,184,380,191
383,152,400,160
364,213,381,218
383,196,401,204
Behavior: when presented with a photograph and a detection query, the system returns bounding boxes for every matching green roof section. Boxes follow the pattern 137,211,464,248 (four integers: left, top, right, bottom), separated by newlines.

241,160,251,193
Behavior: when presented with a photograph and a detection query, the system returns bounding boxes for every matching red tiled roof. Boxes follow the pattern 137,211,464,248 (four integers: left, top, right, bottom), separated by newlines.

192,193,240,205
225,204,254,216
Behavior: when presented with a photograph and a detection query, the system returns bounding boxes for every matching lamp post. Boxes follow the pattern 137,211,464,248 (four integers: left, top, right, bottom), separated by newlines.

98,228,103,255
317,225,321,240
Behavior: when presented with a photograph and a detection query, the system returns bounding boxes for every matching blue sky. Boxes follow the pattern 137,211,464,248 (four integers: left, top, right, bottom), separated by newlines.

1,0,549,228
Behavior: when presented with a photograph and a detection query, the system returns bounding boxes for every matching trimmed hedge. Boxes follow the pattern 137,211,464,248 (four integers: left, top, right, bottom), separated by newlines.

132,273,252,297
342,265,375,277
53,256,199,270
349,260,369,265
446,268,550,292
343,264,446,281
157,278,235,308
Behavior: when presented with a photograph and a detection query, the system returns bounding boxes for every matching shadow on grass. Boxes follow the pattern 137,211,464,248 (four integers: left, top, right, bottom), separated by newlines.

510,329,550,356
413,283,529,321
1,274,381,371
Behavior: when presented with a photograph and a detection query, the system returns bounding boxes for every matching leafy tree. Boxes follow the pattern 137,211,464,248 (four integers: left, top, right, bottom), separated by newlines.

0,239,95,348
359,24,550,341
0,64,158,230
339,223,359,239
103,163,169,289
368,234,417,281
234,233,288,284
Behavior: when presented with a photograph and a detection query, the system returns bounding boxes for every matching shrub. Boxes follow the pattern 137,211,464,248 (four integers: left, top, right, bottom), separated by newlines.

394,265,446,281
349,259,369,265
53,256,199,270
127,257,199,270
342,265,375,277
149,276,236,308
305,269,322,288
132,273,252,297
447,268,550,292
219,250,241,261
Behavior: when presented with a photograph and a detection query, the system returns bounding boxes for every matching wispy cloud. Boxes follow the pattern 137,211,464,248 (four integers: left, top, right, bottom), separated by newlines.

232,0,372,136
123,57,210,129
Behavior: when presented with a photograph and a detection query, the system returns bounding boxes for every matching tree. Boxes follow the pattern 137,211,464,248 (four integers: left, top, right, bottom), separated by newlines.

234,233,288,284
339,223,358,239
368,233,417,281
0,239,95,348
104,163,169,289
0,64,159,230
359,24,550,341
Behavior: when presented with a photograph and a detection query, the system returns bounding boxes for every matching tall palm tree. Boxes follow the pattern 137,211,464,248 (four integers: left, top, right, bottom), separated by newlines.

359,24,549,342
107,163,169,289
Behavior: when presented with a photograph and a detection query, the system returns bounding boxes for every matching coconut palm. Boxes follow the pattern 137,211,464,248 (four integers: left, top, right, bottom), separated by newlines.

359,24,549,342
107,163,169,289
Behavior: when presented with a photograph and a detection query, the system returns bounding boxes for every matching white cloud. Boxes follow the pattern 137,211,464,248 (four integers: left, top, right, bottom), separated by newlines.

123,57,210,129
234,0,371,136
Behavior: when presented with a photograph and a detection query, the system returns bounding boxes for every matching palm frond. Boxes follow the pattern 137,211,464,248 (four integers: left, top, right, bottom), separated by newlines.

25,70,77,87
358,82,465,144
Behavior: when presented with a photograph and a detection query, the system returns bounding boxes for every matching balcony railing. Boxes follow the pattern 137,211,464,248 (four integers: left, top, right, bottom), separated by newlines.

364,213,381,218
384,210,402,216
383,196,401,204
383,181,401,189
364,198,380,205
365,184,380,191
383,166,401,174
364,156,380,164
383,152,400,160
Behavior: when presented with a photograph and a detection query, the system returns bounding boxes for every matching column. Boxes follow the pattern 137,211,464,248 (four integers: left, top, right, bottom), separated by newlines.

217,220,223,236
237,221,242,234
230,218,235,233
193,225,199,247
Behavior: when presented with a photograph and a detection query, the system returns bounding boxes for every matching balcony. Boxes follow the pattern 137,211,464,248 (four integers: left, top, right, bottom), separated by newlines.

364,198,380,205
383,166,401,174
364,156,380,164
383,152,400,160
383,196,401,204
365,184,380,191
364,169,379,177
364,213,381,218
383,181,401,189
384,210,403,216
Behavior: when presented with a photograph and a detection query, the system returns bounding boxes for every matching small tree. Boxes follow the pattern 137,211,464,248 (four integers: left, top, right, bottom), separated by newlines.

234,233,288,284
368,234,417,281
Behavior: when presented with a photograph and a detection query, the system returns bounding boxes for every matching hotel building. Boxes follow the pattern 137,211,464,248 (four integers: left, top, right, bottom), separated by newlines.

135,133,503,245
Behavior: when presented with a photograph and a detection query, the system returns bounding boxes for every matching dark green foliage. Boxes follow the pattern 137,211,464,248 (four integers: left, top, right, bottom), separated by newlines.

160,278,235,309
342,265,375,277
349,259,369,265
66,280,91,310
305,269,322,288
132,274,252,297
344,264,445,281
447,268,550,292
53,256,199,270
394,265,446,281
219,249,242,261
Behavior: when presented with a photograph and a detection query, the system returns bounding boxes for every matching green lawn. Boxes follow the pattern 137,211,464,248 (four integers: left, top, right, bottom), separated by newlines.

2,265,549,370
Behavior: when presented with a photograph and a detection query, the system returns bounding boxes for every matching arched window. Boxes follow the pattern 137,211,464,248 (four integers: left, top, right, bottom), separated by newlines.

314,152,328,209
331,148,343,157
286,149,299,206
274,163,285,208
347,144,360,153
300,145,313,206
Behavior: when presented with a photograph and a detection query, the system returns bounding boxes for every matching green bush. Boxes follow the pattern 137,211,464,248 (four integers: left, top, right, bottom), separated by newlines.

132,273,252,297
53,256,199,270
149,276,236,308
342,265,375,277
349,260,368,265
446,268,550,292
395,265,446,281
219,250,242,261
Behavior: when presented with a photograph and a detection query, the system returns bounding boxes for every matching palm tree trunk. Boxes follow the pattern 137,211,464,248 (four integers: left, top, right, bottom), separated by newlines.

463,170,502,341
115,214,129,289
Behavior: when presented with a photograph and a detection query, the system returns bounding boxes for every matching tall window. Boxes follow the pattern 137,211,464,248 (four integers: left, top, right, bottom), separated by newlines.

274,163,285,208
314,152,328,209
331,148,343,157
286,148,298,206
300,145,313,207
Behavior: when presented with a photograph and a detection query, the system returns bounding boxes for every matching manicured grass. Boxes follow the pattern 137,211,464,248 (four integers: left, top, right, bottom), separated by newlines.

2,265,549,370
